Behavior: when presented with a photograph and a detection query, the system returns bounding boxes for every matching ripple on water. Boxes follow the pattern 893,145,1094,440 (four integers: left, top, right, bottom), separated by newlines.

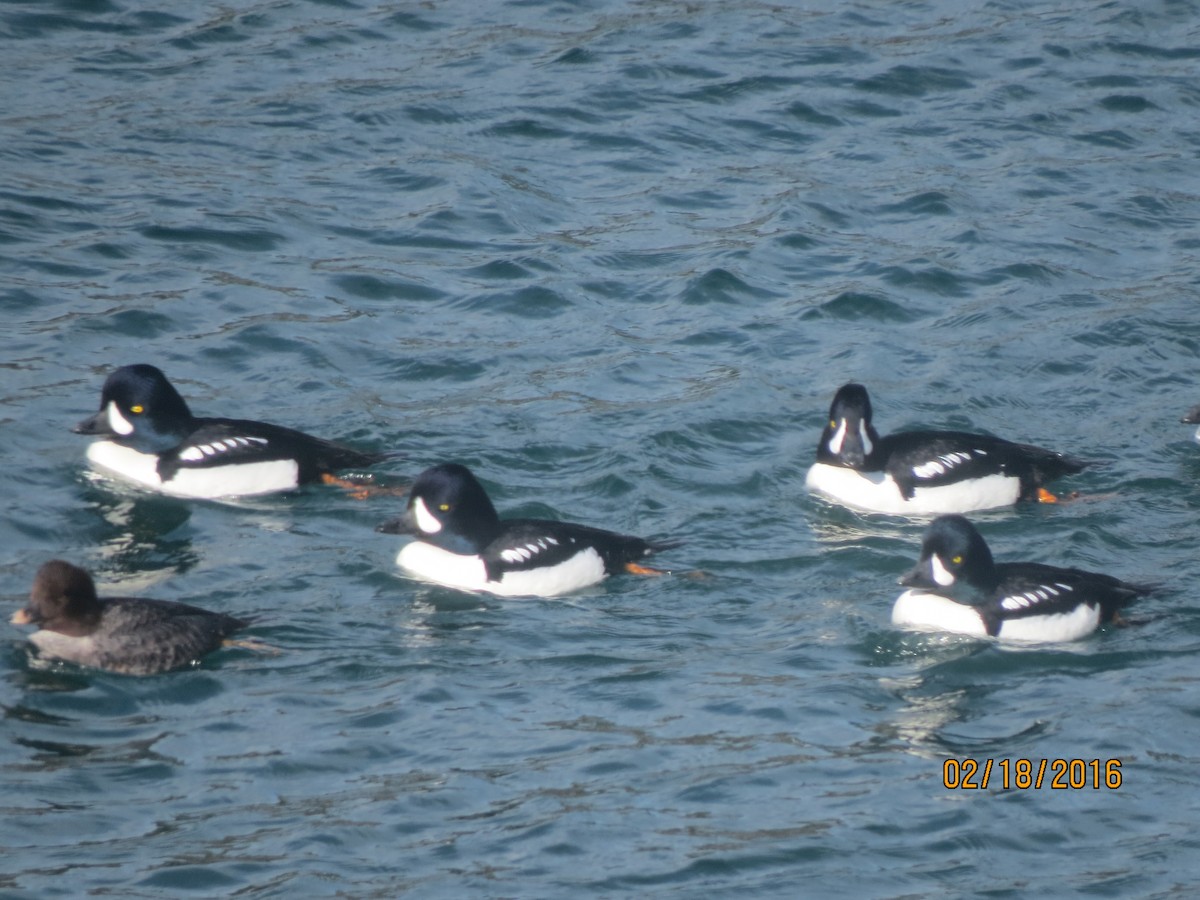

4,0,1200,896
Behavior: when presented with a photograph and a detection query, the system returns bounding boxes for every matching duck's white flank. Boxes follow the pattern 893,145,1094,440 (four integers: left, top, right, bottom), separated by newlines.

397,541,608,598
86,441,299,498
892,589,1104,642
805,463,1020,514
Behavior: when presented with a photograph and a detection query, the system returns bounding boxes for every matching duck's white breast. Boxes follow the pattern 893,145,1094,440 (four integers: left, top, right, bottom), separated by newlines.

28,629,99,667
892,590,990,637
397,542,492,593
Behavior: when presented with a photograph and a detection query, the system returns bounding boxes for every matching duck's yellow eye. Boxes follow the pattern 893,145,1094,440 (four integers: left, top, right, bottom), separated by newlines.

130,405,144,414
439,503,451,512
829,419,837,429
952,555,962,565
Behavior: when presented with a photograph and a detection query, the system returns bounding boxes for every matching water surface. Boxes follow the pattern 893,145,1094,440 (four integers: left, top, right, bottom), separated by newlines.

3,1,1200,896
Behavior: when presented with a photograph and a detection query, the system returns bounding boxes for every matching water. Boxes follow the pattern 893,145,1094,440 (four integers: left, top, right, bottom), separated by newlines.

3,0,1200,896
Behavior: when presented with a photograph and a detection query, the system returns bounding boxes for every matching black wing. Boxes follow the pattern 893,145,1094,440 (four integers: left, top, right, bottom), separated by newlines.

878,431,1087,500
481,519,678,580
161,418,384,482
95,598,249,675
980,563,1150,635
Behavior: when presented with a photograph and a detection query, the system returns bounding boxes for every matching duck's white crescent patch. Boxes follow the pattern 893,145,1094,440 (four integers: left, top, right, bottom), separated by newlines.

858,420,873,457
412,496,443,534
930,554,956,587
106,401,134,436
826,419,847,455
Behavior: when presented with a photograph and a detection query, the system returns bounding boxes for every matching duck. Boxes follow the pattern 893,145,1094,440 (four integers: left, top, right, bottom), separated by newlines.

893,515,1152,642
805,383,1089,514
1181,403,1200,442
11,560,251,674
376,462,680,597
74,364,384,498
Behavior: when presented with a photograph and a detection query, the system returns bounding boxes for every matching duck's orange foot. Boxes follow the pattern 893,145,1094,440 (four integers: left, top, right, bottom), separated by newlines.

1037,487,1087,504
223,638,281,655
321,473,409,500
625,562,670,576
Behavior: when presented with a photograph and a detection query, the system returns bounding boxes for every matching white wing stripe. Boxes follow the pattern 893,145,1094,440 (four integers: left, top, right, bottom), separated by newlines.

500,539,564,564
178,436,270,462
912,450,986,479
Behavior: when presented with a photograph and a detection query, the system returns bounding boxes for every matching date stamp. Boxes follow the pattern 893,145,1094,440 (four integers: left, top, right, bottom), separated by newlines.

942,758,1122,790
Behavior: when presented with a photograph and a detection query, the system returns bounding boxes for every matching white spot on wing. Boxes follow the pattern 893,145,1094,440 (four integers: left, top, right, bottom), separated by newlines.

499,541,554,565
913,460,945,478
913,451,979,480
179,436,269,463
1001,593,1030,611
1001,584,1062,611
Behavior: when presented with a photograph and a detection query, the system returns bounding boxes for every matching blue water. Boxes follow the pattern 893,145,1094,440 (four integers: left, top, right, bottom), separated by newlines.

4,0,1200,896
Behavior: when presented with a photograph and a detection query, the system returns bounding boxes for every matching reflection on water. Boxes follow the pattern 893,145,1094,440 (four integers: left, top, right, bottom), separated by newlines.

79,481,198,586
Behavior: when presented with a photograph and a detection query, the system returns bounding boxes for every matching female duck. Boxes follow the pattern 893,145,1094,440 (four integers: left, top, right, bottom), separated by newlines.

11,560,251,674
